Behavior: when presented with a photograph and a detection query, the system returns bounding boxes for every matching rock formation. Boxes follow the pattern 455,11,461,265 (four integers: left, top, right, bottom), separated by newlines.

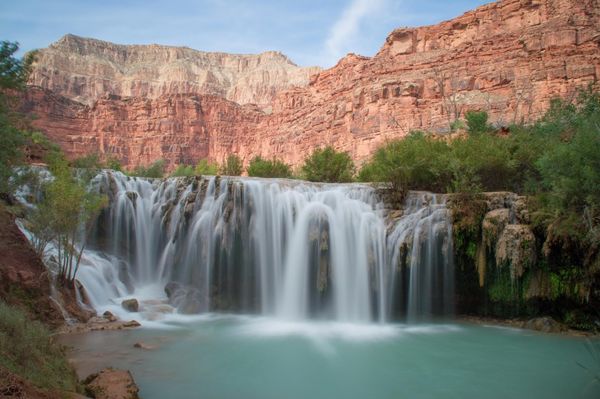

24,0,600,170
29,34,320,109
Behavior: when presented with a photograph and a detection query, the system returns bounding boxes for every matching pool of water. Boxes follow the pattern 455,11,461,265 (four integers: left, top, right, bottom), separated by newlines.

62,315,600,399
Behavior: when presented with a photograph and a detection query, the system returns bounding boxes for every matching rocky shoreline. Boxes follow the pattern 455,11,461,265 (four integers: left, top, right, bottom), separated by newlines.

458,315,599,337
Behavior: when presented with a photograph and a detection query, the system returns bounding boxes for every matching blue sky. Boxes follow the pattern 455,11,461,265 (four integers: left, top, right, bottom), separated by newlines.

1,0,490,67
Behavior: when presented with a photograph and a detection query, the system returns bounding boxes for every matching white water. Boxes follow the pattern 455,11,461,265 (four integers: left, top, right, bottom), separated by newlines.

21,171,455,324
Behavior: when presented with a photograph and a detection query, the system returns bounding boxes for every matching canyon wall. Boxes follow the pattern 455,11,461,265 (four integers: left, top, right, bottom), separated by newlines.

24,0,600,170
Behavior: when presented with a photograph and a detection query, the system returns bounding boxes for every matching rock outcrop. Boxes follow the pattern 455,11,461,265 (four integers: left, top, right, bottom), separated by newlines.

24,0,600,170
30,34,320,109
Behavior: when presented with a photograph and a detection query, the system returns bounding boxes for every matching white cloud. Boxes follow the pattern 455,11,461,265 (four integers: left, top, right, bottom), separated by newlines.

324,0,387,64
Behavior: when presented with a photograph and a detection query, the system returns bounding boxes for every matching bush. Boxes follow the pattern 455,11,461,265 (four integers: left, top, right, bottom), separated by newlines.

221,154,243,176
131,159,165,178
194,159,219,175
247,156,292,178
171,164,195,177
301,146,355,183
0,301,79,391
358,131,451,192
465,110,491,135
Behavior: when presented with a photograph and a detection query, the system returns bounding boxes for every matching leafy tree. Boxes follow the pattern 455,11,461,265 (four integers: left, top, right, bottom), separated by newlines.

194,159,219,175
221,154,243,176
0,41,36,194
30,152,107,284
131,159,165,178
301,146,355,183
247,156,292,178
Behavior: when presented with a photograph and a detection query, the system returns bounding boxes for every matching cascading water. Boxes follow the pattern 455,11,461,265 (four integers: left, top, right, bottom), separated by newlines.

71,172,454,323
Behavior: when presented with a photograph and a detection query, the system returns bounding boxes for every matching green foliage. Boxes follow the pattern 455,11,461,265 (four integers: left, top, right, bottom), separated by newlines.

104,156,122,172
358,131,451,192
30,152,107,283
221,154,243,176
131,159,165,178
0,41,33,92
0,301,79,391
465,110,491,135
0,41,35,194
247,156,292,178
171,164,195,177
448,131,516,192
301,146,355,183
194,158,219,176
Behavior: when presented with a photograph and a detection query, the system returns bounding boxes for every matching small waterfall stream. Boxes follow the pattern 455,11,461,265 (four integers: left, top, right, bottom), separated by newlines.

73,172,454,323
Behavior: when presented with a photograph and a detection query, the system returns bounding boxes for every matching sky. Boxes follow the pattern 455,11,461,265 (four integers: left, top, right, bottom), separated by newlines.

1,0,490,67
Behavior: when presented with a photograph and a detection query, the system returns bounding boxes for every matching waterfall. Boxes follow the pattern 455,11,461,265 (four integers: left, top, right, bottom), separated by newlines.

73,172,455,323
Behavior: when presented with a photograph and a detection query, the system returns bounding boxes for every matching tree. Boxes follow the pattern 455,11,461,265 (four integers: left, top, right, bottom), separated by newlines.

301,146,355,183
221,154,243,176
246,156,292,178
194,159,219,175
0,41,35,194
30,152,107,284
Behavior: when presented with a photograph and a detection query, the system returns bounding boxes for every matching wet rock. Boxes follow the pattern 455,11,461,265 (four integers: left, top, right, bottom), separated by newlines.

495,224,536,279
133,342,157,350
523,317,566,333
84,368,139,399
482,208,510,248
123,320,141,328
121,298,139,312
103,310,117,322
164,281,205,314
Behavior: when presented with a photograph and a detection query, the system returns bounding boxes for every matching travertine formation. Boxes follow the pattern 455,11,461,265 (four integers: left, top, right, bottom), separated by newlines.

24,0,600,170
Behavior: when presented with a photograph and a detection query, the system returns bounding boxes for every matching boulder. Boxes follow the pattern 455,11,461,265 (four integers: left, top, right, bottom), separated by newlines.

121,298,139,312
164,281,205,314
103,310,117,322
523,317,566,333
84,368,139,399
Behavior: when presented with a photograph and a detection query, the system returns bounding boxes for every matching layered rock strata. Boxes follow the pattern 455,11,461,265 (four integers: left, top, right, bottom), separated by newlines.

24,0,600,170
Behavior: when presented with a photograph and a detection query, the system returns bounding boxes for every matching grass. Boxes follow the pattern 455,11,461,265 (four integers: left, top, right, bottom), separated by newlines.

0,300,80,392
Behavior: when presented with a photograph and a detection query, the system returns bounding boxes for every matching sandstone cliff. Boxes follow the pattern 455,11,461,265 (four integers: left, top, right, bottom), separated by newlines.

29,34,320,109
24,0,600,170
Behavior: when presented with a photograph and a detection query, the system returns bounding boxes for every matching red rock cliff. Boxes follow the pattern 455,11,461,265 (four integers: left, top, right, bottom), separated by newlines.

24,0,600,170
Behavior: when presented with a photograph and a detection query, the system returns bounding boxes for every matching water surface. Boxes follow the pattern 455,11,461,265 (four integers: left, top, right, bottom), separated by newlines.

63,316,600,399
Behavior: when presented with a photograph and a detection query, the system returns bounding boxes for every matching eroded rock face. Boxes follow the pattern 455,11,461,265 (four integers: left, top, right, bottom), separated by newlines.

30,34,320,109
24,0,600,170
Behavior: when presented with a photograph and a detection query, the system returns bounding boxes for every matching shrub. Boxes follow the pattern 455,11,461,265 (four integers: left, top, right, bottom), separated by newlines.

221,154,243,176
171,164,195,177
465,110,491,135
358,131,451,193
247,156,292,178
301,146,355,183
131,159,165,178
194,159,219,175
0,301,79,391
